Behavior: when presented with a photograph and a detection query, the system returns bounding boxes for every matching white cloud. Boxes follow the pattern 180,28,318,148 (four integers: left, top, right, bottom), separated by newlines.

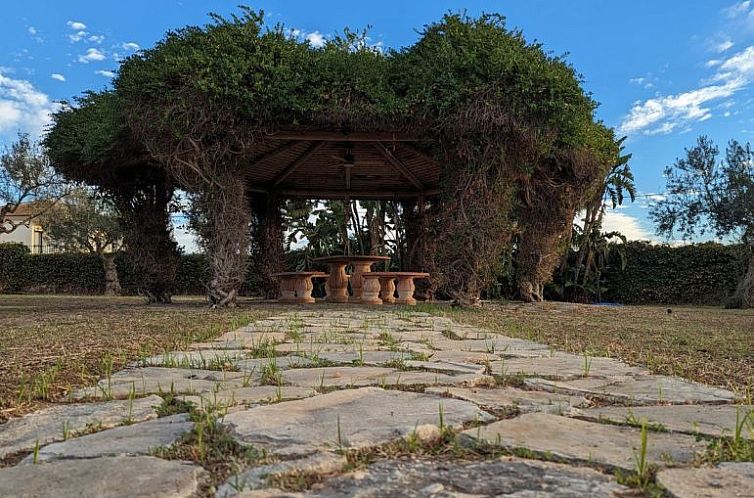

121,42,140,51
706,59,723,67
88,35,105,44
717,45,754,77
68,31,88,43
306,31,326,48
95,69,115,78
716,39,735,53
50,73,66,82
78,48,106,63
600,212,653,241
28,27,37,36
0,70,59,138
618,77,746,135
67,21,87,31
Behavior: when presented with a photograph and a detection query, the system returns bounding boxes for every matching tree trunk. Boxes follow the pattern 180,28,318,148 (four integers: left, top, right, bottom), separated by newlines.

198,175,250,308
100,253,121,296
115,171,179,304
730,242,754,309
250,193,285,299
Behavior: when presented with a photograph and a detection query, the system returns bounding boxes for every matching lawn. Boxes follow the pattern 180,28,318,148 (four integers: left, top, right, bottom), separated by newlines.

0,295,276,421
420,301,754,395
1,296,752,422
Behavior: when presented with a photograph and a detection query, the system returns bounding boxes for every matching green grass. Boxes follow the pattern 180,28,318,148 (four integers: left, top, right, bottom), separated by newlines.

0,295,276,420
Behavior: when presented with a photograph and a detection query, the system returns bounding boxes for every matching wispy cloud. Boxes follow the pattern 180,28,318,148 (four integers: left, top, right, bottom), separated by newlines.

78,48,106,63
715,39,735,53
723,1,752,19
121,42,140,51
619,77,746,135
95,69,115,78
50,73,66,82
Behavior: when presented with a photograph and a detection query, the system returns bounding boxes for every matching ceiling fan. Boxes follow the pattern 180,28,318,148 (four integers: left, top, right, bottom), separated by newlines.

322,143,383,189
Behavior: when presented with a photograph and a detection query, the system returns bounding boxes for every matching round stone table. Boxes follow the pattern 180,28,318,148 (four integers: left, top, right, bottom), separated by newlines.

313,255,390,303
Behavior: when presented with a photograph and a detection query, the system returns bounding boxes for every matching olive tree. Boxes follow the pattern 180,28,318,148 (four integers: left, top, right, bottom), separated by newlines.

1,134,66,234
651,136,754,308
39,187,124,295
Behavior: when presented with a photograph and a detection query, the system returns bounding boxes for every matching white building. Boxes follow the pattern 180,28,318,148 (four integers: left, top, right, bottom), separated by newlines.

0,204,56,254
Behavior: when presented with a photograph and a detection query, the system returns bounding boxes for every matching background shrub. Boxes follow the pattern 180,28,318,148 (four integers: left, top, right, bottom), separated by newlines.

0,241,746,305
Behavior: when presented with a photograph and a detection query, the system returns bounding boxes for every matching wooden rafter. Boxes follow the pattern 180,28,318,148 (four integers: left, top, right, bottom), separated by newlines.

269,131,419,142
244,140,297,176
398,142,441,169
272,141,326,186
373,143,424,191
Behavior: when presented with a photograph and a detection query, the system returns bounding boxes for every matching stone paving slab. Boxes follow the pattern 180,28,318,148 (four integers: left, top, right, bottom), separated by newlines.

23,414,192,463
234,456,629,498
0,456,204,498
656,462,754,498
525,374,736,404
74,367,249,399
180,386,318,408
315,350,415,366
223,387,492,456
403,360,486,375
462,412,706,471
216,452,347,497
488,353,648,380
578,404,754,438
236,356,313,372
425,349,498,363
280,366,397,388
0,395,162,458
280,366,490,389
425,386,591,414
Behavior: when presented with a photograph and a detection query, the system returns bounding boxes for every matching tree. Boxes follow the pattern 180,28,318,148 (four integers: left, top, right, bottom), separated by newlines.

1,134,66,234
39,187,124,295
651,136,754,308
559,136,634,302
44,91,181,304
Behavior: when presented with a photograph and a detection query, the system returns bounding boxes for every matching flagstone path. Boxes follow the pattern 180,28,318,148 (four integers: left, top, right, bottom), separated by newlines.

1,309,752,498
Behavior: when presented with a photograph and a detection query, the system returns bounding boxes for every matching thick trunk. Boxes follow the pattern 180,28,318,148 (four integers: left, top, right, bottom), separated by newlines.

730,244,754,309
116,172,179,304
200,176,250,308
100,253,121,296
249,193,285,299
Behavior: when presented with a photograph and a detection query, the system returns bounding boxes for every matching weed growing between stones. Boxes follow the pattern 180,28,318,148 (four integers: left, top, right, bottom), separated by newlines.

152,399,268,497
259,357,282,386
702,406,754,463
155,393,194,417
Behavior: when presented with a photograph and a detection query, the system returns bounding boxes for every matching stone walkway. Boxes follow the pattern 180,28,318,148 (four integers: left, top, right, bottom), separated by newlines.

0,309,752,497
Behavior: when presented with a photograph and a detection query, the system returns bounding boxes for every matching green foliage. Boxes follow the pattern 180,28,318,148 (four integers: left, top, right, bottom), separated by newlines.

39,187,123,255
0,243,30,292
603,241,748,305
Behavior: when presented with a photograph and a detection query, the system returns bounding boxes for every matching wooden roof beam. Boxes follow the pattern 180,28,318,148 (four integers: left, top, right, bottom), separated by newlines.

272,141,326,186
269,131,419,142
245,141,298,175
373,142,424,191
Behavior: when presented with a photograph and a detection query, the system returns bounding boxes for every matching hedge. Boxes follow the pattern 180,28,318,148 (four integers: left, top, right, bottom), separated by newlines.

1,241,748,305
0,243,257,296
603,241,748,305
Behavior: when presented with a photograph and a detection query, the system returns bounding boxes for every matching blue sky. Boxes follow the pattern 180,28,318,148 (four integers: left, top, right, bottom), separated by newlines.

3,0,754,247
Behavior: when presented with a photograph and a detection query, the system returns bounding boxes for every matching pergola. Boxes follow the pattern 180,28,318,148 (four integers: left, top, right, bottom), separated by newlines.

243,130,442,202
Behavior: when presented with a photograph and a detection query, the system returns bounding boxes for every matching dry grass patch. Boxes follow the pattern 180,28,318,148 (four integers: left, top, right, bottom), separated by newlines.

417,302,754,395
0,295,277,420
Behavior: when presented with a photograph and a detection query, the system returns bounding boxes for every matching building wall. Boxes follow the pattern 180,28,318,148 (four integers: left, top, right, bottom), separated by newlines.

0,219,52,254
